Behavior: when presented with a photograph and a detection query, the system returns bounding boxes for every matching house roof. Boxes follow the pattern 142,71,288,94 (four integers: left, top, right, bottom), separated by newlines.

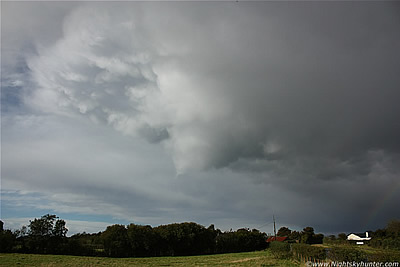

347,232,370,238
347,232,371,241
267,236,287,242
357,233,366,238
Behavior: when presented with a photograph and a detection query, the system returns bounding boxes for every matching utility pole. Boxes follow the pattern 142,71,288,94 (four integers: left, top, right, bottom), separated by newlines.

273,214,277,240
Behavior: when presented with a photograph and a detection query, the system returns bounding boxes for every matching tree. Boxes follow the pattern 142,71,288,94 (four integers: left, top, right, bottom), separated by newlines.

29,214,56,237
288,230,301,242
277,227,291,237
338,233,347,241
301,227,315,244
14,225,28,238
0,229,16,252
101,224,129,257
326,235,336,242
53,220,68,237
26,214,68,254
298,227,323,244
215,228,267,254
28,214,67,237
386,220,400,237
127,224,159,257
313,233,324,244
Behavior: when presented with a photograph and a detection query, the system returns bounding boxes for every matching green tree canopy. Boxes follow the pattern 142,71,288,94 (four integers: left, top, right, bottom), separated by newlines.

101,224,129,257
386,220,400,237
28,214,68,237
277,227,291,237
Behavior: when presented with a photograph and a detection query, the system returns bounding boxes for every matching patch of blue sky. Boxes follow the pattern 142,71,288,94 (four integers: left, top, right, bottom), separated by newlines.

1,190,130,227
1,51,33,112
1,84,23,112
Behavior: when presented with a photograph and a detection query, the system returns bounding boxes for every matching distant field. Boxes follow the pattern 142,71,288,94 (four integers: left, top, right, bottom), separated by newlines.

0,250,298,266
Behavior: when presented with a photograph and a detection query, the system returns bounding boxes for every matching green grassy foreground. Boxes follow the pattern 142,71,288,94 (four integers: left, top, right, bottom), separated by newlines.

0,250,298,266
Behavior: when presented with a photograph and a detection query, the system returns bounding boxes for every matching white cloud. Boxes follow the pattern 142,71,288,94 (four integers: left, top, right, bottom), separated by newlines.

2,1,400,234
25,4,238,173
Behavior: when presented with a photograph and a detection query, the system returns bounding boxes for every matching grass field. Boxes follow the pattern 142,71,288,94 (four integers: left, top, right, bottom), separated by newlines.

0,250,298,266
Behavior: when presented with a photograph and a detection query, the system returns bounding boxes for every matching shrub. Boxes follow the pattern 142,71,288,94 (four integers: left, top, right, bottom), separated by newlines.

269,241,291,259
382,237,400,250
291,243,326,260
327,246,366,262
366,250,400,262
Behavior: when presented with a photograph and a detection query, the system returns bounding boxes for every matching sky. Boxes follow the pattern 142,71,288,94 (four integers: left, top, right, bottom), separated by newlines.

1,1,400,236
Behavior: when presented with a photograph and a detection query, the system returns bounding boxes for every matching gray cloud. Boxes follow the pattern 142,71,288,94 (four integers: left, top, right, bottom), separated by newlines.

22,2,400,172
2,1,400,234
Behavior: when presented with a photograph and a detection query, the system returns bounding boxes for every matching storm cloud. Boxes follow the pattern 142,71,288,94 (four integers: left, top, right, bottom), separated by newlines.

2,1,400,234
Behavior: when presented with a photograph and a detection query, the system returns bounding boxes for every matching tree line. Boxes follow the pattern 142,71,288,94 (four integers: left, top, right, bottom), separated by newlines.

2,214,397,257
0,214,267,257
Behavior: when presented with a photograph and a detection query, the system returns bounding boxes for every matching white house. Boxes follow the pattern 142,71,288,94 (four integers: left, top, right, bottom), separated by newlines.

347,232,371,245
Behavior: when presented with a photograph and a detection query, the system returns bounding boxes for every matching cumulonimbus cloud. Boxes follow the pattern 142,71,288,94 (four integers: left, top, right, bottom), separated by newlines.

26,4,240,173
3,1,400,234
26,3,400,176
